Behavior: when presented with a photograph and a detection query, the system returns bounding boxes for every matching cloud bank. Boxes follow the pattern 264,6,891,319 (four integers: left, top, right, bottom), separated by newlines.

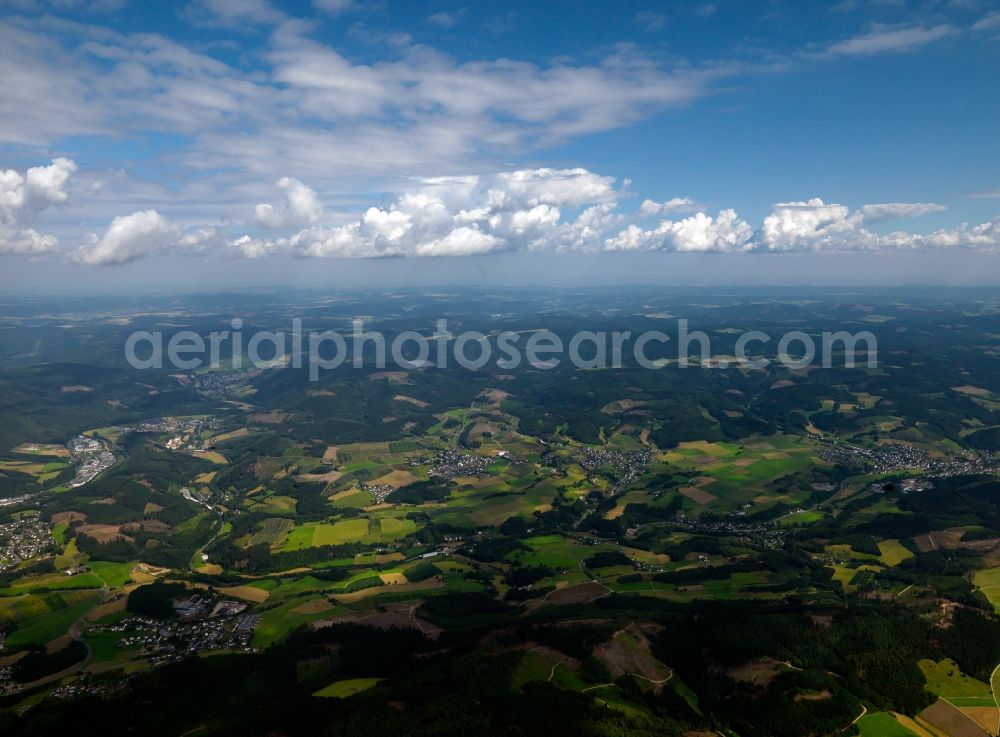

215,170,998,261
0,161,991,265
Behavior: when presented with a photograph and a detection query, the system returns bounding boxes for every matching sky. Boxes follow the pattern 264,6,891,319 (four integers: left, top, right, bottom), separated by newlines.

1,0,1000,290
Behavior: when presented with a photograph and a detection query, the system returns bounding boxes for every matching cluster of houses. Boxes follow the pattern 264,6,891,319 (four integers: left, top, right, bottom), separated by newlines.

0,512,52,572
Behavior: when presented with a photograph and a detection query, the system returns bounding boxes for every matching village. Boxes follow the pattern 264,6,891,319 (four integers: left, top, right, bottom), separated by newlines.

420,449,494,480
0,512,52,572
818,439,996,477
91,596,260,664
578,447,653,490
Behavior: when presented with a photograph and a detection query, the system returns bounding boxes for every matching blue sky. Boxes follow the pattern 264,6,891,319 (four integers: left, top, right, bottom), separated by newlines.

1,0,999,286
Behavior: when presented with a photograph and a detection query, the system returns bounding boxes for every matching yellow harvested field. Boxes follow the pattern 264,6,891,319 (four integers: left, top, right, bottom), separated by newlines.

331,577,443,604
674,440,733,457
372,469,417,487
893,713,945,737
13,443,71,457
331,488,365,501
378,572,408,585
952,385,992,398
192,450,228,464
131,564,171,583
218,585,270,603
86,584,141,621
211,428,250,444
77,524,129,542
296,470,344,484
957,707,998,735
290,599,335,615
393,394,429,408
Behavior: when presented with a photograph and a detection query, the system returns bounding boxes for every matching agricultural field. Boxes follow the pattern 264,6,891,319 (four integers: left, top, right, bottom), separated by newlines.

12,443,71,458
661,435,823,512
253,598,349,648
878,539,915,566
248,517,294,548
313,678,382,698
0,459,69,483
274,515,419,550
919,659,994,703
0,590,103,648
855,712,921,737
974,567,1000,613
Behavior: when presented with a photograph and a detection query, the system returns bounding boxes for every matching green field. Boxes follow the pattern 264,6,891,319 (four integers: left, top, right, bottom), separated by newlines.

1,571,104,594
661,435,821,511
88,560,136,588
282,519,370,550
250,494,297,514
249,517,294,547
279,515,419,550
512,650,569,691
776,509,824,526
2,590,103,648
919,658,993,702
855,712,920,737
52,522,68,545
973,566,1000,613
509,535,593,575
313,677,383,698
253,596,346,648
877,539,914,566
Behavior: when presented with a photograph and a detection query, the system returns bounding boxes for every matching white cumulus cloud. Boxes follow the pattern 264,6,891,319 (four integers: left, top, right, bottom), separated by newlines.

638,197,703,216
605,210,752,252
0,157,76,255
230,168,621,259
750,198,949,251
74,210,219,265
254,177,323,229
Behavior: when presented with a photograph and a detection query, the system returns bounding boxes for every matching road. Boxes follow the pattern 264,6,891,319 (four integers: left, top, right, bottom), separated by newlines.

850,705,867,726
